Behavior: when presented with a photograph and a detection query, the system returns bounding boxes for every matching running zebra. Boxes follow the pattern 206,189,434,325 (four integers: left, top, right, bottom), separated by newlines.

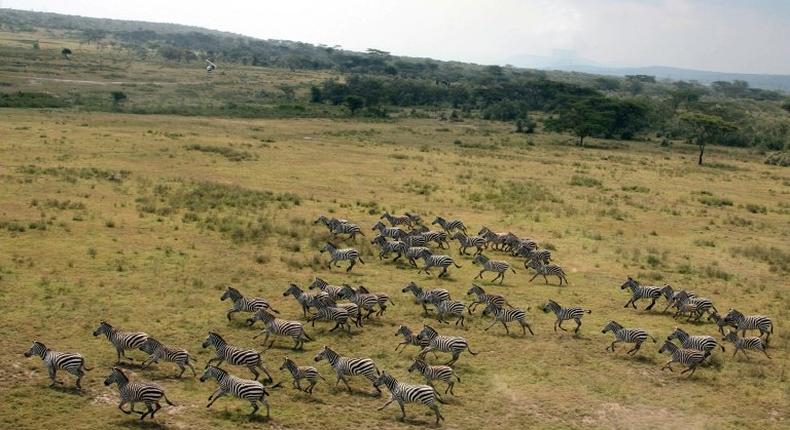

374,371,445,424
405,212,423,225
283,283,328,317
248,309,313,350
92,320,148,364
320,242,364,272
601,321,656,354
416,249,462,278
220,286,279,322
518,247,551,265
381,212,414,229
541,300,591,333
280,356,326,394
371,234,408,261
659,284,696,312
417,325,478,365
432,216,467,235
512,240,540,256
330,221,365,239
313,345,381,394
722,309,774,342
722,331,771,360
407,357,460,395
473,254,516,284
667,327,725,355
482,303,534,336
372,220,407,239
357,284,394,316
401,281,451,314
24,341,92,389
201,332,273,382
658,340,707,377
139,337,197,378
419,228,450,249
620,277,663,310
669,291,718,321
451,232,486,256
466,283,512,314
402,233,428,248
478,226,508,250
306,302,353,333
406,246,431,267
104,367,174,420
338,284,380,320
526,259,568,285
708,312,738,335
308,277,343,301
435,299,467,327
314,215,346,233
395,325,431,353
200,365,271,417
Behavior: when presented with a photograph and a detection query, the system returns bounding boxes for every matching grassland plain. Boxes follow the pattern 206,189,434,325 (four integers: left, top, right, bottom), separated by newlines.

0,107,788,430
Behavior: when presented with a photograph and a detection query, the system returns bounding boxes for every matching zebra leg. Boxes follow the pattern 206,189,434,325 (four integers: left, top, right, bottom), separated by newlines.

446,352,459,366
249,366,261,380
762,348,772,359
397,400,407,421
260,365,274,383
740,349,751,361
574,319,582,333
346,260,356,272
557,320,567,331
645,298,657,310
661,361,675,372
623,299,633,309
475,270,484,280
340,375,353,393
226,309,237,321
457,315,465,327
543,274,549,284
484,319,498,331
439,267,448,277
501,321,510,334
608,341,618,352
177,363,186,378
249,401,259,416
626,343,641,354
118,401,134,415
377,395,395,410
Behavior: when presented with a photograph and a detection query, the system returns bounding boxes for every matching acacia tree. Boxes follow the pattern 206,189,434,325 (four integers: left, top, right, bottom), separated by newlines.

546,98,613,145
680,112,737,165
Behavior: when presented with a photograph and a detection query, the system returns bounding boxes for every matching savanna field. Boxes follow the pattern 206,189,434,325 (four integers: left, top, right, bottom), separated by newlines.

1,24,789,430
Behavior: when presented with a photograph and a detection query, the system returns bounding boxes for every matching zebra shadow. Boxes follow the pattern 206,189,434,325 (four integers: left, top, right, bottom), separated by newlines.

327,386,383,398
286,390,328,403
47,384,88,396
377,415,443,428
116,419,168,429
115,360,147,370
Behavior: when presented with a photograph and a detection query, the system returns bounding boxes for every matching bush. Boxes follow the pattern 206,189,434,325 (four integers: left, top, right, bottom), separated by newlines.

765,152,790,167
569,175,602,187
185,144,254,162
698,196,733,207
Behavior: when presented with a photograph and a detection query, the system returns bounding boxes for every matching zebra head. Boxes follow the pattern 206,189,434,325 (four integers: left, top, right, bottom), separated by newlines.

24,341,47,358
372,220,386,231
658,340,678,355
279,356,296,372
417,325,438,341
380,212,390,220
659,284,675,300
371,234,387,245
200,365,226,382
313,215,328,225
451,232,466,241
313,345,334,363
620,277,639,290
467,284,485,296
431,217,444,226
416,248,433,259
220,286,242,302
541,300,559,314
202,332,223,349
284,283,303,297
337,284,357,300
667,327,687,342
92,320,113,337
723,308,744,323
373,371,395,390
481,302,498,317
308,277,327,290
602,321,623,334
402,281,421,295
103,367,128,387
320,242,336,253
247,308,275,326
722,331,740,343
139,337,161,354
395,325,412,337
472,254,489,265
407,358,427,374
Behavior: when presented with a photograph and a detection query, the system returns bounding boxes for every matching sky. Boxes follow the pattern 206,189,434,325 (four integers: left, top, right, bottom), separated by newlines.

3,0,790,74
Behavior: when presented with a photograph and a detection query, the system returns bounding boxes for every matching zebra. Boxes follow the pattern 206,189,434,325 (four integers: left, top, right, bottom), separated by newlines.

320,242,364,272
381,212,414,229
432,216,467,235
283,283,327,317
722,331,771,360
419,228,450,249
330,221,365,239
435,299,467,327
478,226,508,250
620,277,663,310
405,212,423,226
518,247,551,265
401,281,451,314
306,302,353,333
338,284,381,320
466,283,512,314
313,215,348,232
473,254,516,284
541,300,591,333
24,341,92,389
314,345,381,394
526,259,568,285
104,367,174,420
200,365,270,417
92,320,148,364
659,284,696,312
708,312,738,335
139,337,197,378
247,308,313,350
280,356,325,394
501,233,527,254
201,332,273,382
601,321,656,354
667,327,725,355
512,240,540,257
220,286,279,322
407,357,460,395
205,59,217,73
416,325,478,365
669,291,718,321
374,371,445,424
395,324,430,352
658,340,707,377
722,309,773,342
370,234,408,261
372,220,407,239
451,232,486,256
308,277,343,301
405,246,431,267
416,249,462,278
357,284,394,316
482,303,534,336
402,232,428,248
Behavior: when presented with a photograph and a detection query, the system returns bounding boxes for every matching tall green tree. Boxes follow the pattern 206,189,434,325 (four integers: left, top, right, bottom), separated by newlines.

546,98,614,145
680,112,737,165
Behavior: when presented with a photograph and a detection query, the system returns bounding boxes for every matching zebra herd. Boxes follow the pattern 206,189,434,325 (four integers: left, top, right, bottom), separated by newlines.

20,210,778,425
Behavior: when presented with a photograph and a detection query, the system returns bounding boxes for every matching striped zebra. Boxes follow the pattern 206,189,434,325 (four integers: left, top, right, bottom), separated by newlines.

519,248,551,266
601,321,656,354
395,324,429,352
419,228,450,249
416,249,462,278
92,320,148,364
401,281,451,314
670,291,718,321
723,309,774,342
405,246,431,267
308,277,343,301
402,233,428,248
248,309,313,350
372,220,407,239
667,327,725,355
466,283,512,314
482,303,534,336
104,367,174,420
283,283,327,317
722,331,771,360
280,356,326,394
200,365,270,417
139,337,197,378
659,284,696,312
371,234,408,261
620,277,663,310
314,215,347,233
330,221,365,240
405,212,423,225
541,300,591,333
374,371,445,424
201,332,273,382
451,232,486,256
24,341,92,389
512,240,540,257
432,216,467,235
357,284,394,316
407,357,460,395
381,212,414,229
220,286,279,321
314,345,381,394
708,312,738,335
526,259,568,285
320,242,364,272
435,299,466,327
417,325,478,365
338,284,381,320
473,254,516,284
658,340,707,377
306,302,353,333
478,226,508,250
501,233,527,253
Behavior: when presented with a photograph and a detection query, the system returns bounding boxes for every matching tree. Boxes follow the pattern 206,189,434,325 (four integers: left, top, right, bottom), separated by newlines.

546,98,614,145
782,101,790,114
111,91,127,107
344,95,364,115
680,112,737,165
61,48,72,59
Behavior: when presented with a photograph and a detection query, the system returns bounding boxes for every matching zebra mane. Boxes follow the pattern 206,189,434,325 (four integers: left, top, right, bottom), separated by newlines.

111,366,129,381
208,331,224,342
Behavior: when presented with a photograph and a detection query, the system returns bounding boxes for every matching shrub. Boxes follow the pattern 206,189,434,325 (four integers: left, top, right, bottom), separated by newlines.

764,152,790,167
185,144,254,162
698,196,733,207
569,175,602,187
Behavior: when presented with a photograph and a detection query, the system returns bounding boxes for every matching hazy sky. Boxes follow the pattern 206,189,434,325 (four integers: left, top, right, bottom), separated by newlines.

4,0,790,74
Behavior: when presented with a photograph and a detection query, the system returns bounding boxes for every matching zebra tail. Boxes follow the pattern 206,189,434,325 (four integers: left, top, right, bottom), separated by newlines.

83,362,94,371
511,268,517,274
435,389,447,404
585,309,592,314
454,373,461,383
302,330,314,342
358,256,366,264
454,263,462,268
649,335,657,343
163,394,175,406
467,345,478,355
